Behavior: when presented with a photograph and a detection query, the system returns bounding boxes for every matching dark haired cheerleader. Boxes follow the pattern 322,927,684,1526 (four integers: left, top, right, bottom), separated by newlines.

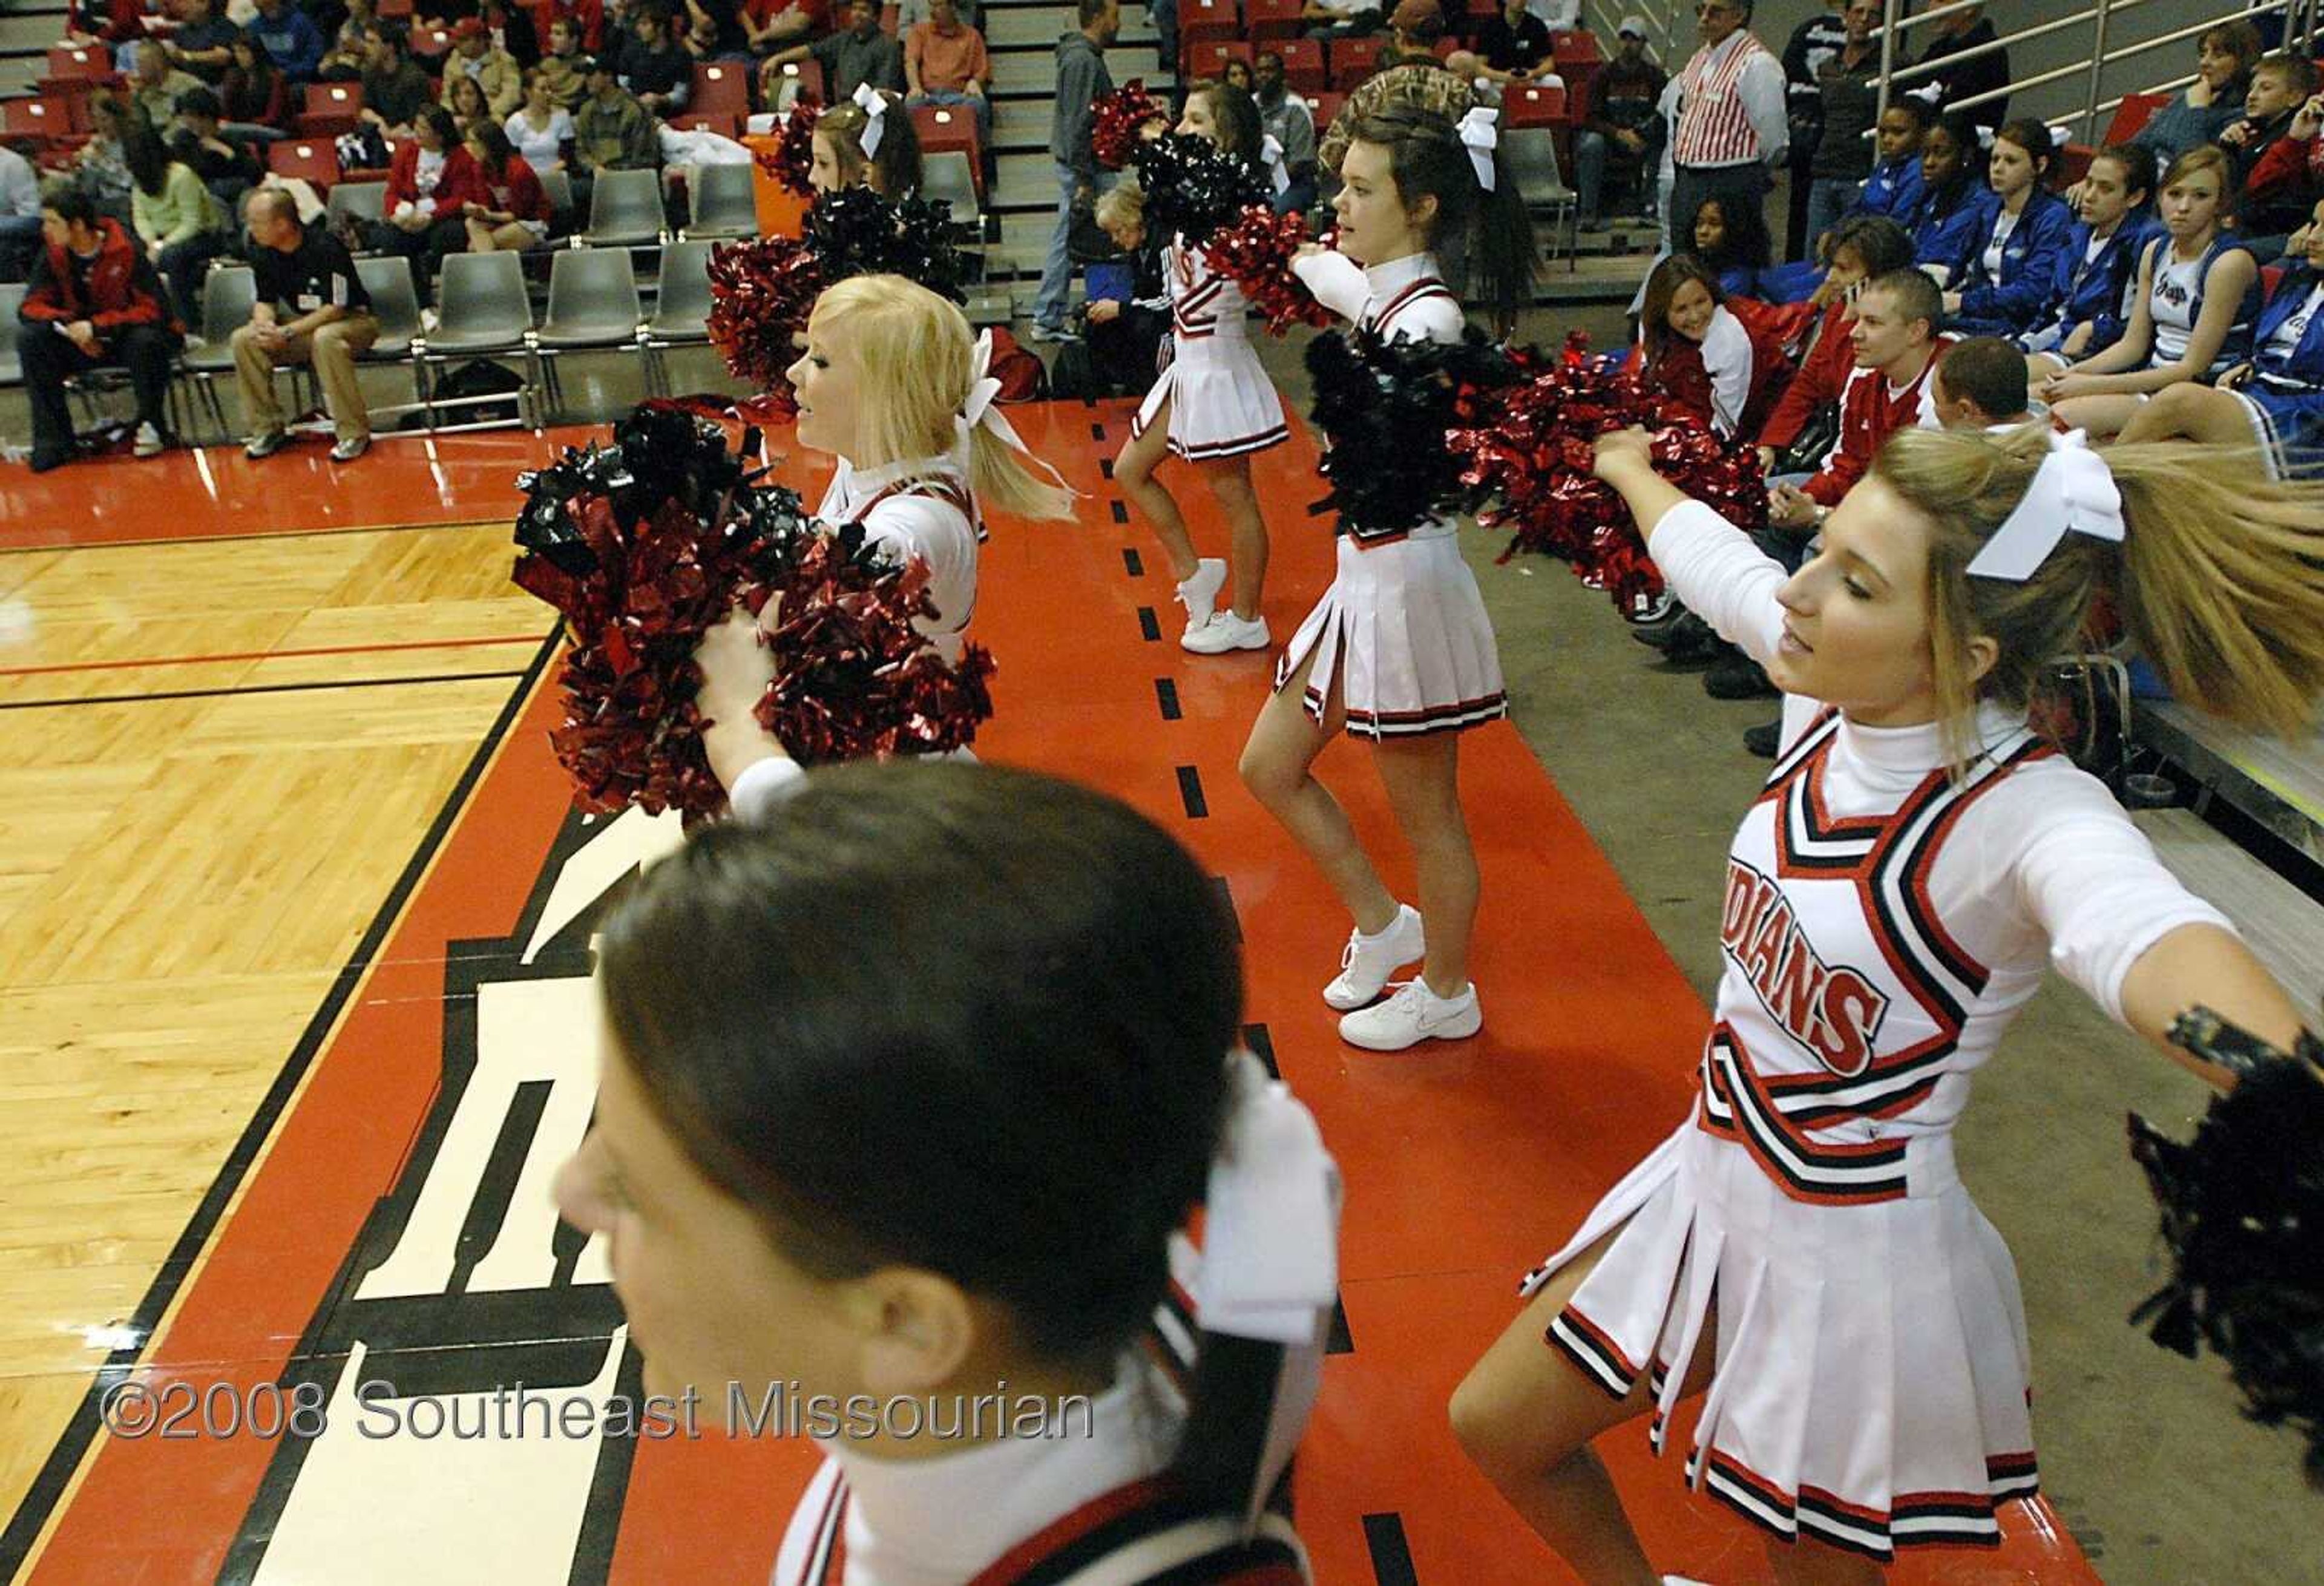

554,761,1341,1584
1239,103,1534,1054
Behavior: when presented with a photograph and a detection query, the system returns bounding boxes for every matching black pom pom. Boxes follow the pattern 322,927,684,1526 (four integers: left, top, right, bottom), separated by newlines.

1304,326,1512,538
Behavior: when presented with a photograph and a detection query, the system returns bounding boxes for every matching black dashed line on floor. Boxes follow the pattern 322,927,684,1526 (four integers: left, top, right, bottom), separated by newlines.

1137,606,1161,641
1327,1297,1354,1355
1175,764,1206,818
1109,499,1129,525
1099,457,1114,479
1123,547,1144,577
1155,678,1181,721
1241,1021,1275,1076
1089,422,1106,441
1362,1514,1418,1585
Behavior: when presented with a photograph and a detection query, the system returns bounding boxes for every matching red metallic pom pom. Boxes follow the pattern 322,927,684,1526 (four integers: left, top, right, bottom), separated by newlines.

704,235,822,416
1091,80,1169,171
755,96,821,197
1202,206,1334,335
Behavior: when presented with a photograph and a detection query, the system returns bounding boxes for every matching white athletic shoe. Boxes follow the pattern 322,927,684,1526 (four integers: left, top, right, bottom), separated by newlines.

1338,978,1482,1052
1662,1577,1715,1585
132,421,166,459
1181,609,1270,654
1175,557,1227,631
1322,903,1426,1010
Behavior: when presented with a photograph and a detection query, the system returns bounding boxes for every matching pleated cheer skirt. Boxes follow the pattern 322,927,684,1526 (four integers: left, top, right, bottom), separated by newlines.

2231,384,2324,479
1519,1117,2041,1561
1131,329,1288,462
1273,527,1507,739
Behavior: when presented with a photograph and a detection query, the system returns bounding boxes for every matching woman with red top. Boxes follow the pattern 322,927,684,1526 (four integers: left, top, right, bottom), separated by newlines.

374,104,487,301
220,34,293,134
1632,254,1786,441
63,0,148,49
460,122,550,251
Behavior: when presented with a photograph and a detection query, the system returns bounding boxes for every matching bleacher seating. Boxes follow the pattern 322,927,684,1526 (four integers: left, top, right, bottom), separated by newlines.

1327,35,1383,88
268,139,341,190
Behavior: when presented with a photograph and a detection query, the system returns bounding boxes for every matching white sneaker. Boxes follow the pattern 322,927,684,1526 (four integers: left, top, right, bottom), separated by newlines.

132,421,166,458
1339,979,1482,1051
1322,904,1425,1010
1180,609,1270,654
1663,1577,1715,1585
1175,557,1227,630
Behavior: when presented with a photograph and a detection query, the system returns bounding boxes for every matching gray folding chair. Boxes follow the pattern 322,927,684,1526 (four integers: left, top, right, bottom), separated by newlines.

1503,127,1578,275
683,162,760,240
326,180,389,235
920,150,983,239
580,167,666,247
0,283,24,390
539,167,575,229
534,246,643,418
346,254,428,430
182,264,258,443
415,250,540,430
642,239,714,396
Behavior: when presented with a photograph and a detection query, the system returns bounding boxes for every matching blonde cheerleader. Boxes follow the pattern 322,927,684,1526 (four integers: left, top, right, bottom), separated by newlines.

1451,422,2324,1583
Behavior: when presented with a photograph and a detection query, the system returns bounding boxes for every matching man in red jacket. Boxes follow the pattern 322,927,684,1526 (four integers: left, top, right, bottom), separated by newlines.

1767,265,1948,530
16,189,182,474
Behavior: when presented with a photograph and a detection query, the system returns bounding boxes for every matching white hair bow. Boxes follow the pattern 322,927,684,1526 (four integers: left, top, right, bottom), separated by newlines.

1457,104,1499,192
851,81,887,157
1965,428,2125,582
1261,131,1290,196
956,329,1072,495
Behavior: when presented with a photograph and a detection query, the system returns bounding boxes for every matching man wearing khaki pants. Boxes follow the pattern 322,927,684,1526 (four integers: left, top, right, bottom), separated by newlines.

234,189,381,464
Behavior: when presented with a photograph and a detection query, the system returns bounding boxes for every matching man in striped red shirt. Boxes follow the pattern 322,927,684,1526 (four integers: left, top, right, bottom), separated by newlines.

1669,0,1788,258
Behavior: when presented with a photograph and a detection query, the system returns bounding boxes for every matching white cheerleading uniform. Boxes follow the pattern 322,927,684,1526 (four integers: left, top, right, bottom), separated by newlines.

1272,252,1508,739
1129,236,1290,462
816,454,982,666
1518,502,2233,1560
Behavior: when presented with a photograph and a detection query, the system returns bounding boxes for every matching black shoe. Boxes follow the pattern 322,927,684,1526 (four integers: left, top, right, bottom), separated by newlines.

1705,655,1777,700
1656,615,1723,667
1621,588,1677,626
1743,718,1782,758
27,448,73,474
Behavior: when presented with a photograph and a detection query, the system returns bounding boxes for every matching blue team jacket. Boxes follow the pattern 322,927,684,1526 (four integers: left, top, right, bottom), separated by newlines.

1851,154,1923,225
1950,188,2076,337
1910,179,1990,286
2250,262,2324,386
2018,212,2163,356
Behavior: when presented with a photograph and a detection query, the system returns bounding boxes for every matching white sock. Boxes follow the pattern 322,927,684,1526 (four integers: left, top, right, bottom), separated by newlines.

1358,905,1412,942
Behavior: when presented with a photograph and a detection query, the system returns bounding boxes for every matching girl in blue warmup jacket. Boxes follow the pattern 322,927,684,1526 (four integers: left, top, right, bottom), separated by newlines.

1909,111,1991,287
1943,118,2075,340
1850,99,1926,226
2021,142,2161,373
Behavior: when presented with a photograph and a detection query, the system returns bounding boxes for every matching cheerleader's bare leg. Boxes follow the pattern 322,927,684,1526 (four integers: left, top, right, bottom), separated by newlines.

2116,381,2258,448
1765,1537,1883,1585
1239,643,1400,932
1115,393,1203,583
2046,392,2148,441
1370,733,1475,996
1450,1226,1715,1586
1199,454,1269,621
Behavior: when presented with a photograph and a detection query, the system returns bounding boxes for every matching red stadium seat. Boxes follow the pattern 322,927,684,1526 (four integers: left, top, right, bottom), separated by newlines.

1328,34,1384,88
378,0,414,15
1505,81,1567,127
1305,90,1345,134
1551,28,1601,62
1246,0,1305,42
297,80,364,137
911,102,983,197
769,57,827,105
46,45,114,81
1,97,73,143
412,25,453,59
1178,0,1241,49
2102,93,2168,145
1184,38,1254,81
268,138,341,189
1275,37,1327,94
691,61,752,119
669,111,740,138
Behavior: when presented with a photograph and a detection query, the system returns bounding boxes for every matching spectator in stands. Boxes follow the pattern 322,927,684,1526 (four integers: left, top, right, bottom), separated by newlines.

218,33,294,136
459,120,550,249
1930,333,2037,430
1635,252,1784,438
1572,18,1664,228
171,87,265,210
483,0,542,65
1375,0,1444,73
2117,196,2324,474
73,92,140,229
1799,0,1879,255
1753,211,1915,475
2224,54,2317,246
2043,145,2263,439
319,0,383,79
165,0,244,83
1778,6,1847,263
448,70,496,133
446,15,527,117
1302,0,1383,43
810,91,921,197
2133,21,2261,164
615,5,694,116
1031,0,1117,342
1684,193,1766,297
533,17,593,107
1082,181,1169,391
16,189,182,470
741,0,826,58
1472,0,1552,85
0,142,45,284
679,0,752,62
1942,117,2071,340
361,27,438,136
905,0,993,152
532,0,605,54
1666,0,1785,256
370,104,482,298
1902,0,2007,134
1908,108,1988,286
1252,50,1318,216
64,0,152,54
764,0,905,105
572,52,661,207
2021,142,2159,375
234,186,379,462
1847,95,1924,225
131,45,207,134
125,121,231,328
1318,57,1473,173
249,0,327,80
507,67,577,168
1768,265,1948,529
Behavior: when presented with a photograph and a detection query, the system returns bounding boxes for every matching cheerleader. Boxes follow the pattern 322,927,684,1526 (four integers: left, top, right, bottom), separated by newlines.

554,761,1342,1584
2119,195,2324,476
1634,254,1787,441
1449,421,2324,1582
694,274,1074,819
811,85,923,200
1117,82,1291,655
1239,104,1534,1052
2041,145,2263,440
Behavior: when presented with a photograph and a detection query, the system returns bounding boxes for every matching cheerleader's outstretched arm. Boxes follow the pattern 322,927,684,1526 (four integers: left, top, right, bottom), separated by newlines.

2120,926,2310,1086
1290,247,1371,327
694,603,803,822
1592,427,1788,664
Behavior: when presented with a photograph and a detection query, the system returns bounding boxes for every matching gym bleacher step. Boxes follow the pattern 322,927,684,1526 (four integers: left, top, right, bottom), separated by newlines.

2136,807,2324,1008
2138,700,2324,866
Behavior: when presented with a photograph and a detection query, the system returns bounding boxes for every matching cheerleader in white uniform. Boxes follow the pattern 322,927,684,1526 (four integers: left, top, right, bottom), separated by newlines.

693,274,1074,818
1117,82,1292,655
1239,104,1535,1053
1449,422,2324,1583
553,762,1342,1585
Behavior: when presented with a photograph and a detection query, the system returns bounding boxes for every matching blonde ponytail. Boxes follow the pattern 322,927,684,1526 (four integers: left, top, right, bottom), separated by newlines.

968,424,1076,522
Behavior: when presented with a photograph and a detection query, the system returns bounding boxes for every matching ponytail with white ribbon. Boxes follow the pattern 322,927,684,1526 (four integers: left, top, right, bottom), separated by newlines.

850,81,888,157
1261,131,1290,197
1457,104,1500,192
957,329,1073,496
1191,1048,1342,1526
1965,428,2125,582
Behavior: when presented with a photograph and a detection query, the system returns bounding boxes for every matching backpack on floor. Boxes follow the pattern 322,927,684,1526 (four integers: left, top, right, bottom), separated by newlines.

983,326,1047,404
400,358,525,429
